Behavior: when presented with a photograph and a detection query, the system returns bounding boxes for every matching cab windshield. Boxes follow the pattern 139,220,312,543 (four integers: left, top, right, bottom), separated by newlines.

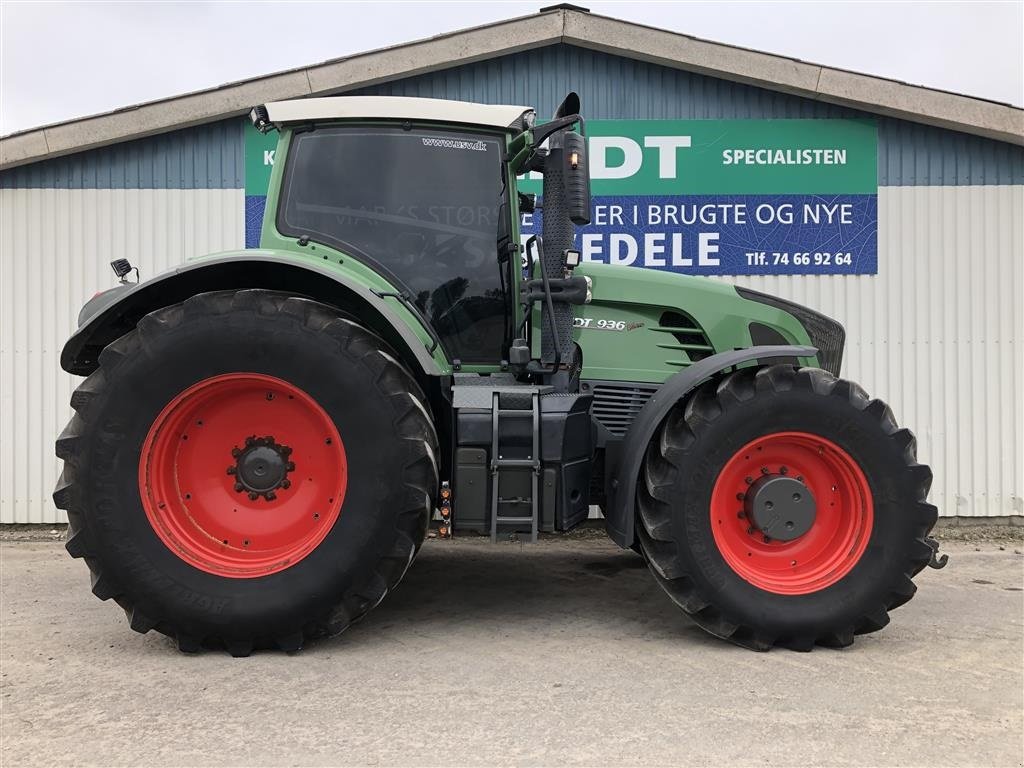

278,125,508,363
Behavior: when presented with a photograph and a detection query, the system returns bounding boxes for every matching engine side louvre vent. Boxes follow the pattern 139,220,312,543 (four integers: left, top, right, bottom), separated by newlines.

652,311,714,366
589,382,660,437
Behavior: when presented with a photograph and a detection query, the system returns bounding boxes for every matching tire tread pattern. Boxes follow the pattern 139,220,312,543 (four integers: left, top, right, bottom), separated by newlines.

636,364,937,651
53,289,438,656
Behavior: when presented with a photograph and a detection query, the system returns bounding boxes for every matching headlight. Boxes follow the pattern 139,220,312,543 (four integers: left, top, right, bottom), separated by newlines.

736,287,846,376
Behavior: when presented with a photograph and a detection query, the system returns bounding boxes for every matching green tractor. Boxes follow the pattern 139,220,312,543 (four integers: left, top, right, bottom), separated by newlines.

54,93,943,655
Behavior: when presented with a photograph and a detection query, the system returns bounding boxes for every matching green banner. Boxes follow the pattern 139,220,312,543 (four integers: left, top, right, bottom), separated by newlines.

519,119,877,195
245,123,278,196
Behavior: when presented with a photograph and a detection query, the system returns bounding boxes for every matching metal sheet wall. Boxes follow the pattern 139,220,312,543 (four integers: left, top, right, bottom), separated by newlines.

719,184,1023,519
1,184,1018,523
0,119,244,190
2,46,1021,193
0,188,244,523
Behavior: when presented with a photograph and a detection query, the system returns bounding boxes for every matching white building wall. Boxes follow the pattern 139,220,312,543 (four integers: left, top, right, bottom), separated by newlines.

0,184,1020,523
0,188,245,523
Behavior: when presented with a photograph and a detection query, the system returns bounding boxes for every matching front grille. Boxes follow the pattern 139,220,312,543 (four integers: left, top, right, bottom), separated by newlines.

589,382,659,436
736,288,846,376
795,310,845,376
651,311,715,366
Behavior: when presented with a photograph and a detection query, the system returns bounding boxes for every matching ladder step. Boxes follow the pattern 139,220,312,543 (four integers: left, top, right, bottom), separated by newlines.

492,459,539,469
490,389,541,544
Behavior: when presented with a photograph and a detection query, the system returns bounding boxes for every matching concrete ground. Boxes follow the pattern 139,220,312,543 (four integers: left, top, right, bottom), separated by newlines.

2,532,1022,767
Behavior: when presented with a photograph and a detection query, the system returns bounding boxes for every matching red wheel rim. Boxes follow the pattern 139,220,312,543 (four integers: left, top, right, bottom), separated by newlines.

710,432,873,595
139,373,346,578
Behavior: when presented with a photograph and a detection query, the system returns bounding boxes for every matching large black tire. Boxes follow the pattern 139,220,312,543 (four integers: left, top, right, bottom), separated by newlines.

636,364,937,651
53,290,438,655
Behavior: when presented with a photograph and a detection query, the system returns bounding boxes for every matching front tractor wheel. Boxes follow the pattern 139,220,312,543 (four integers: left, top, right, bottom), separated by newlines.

54,290,438,655
636,365,937,651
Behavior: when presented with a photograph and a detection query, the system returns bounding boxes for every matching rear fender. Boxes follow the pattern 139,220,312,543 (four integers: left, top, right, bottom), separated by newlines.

604,345,817,549
61,253,444,379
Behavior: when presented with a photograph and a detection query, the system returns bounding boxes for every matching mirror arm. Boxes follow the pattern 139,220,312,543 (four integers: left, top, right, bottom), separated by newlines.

529,114,581,147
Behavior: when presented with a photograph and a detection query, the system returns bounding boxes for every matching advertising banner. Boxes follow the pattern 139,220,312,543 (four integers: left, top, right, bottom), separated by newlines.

244,118,878,275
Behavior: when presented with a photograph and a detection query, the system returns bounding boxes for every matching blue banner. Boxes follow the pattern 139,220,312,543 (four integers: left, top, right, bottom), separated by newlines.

245,195,265,249
521,194,877,275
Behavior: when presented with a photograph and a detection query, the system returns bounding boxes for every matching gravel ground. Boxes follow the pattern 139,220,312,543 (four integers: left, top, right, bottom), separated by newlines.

2,534,1022,767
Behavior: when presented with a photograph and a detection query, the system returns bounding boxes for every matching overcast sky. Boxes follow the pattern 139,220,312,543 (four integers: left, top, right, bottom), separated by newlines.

1,1,1021,135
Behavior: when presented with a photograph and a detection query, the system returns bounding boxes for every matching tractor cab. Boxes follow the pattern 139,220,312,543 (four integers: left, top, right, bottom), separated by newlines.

250,93,592,381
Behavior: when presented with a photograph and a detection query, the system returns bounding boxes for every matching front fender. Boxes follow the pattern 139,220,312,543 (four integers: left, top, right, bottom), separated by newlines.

61,250,446,378
604,345,817,549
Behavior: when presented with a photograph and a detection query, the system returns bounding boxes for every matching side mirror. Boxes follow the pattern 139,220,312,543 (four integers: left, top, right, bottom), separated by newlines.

561,130,591,225
553,92,581,121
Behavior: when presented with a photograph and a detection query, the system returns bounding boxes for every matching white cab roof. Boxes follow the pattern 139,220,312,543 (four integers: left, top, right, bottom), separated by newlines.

263,96,534,132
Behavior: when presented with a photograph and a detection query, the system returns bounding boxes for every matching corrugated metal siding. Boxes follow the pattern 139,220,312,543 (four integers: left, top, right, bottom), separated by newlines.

0,188,245,523
717,184,1023,518
2,45,1021,191
1,186,1017,522
359,44,1024,187
0,119,243,189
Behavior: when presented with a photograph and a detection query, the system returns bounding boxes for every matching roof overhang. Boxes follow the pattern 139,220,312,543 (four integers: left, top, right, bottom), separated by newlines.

2,7,1022,170
261,96,534,132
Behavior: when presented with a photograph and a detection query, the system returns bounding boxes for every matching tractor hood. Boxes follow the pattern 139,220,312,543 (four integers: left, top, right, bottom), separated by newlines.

571,263,831,382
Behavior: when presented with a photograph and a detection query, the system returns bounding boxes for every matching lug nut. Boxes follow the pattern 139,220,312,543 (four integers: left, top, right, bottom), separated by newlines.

763,535,772,543
747,527,756,535
281,479,291,489
248,492,258,501
231,447,241,458
234,482,244,492
265,491,276,501
245,436,256,447
745,477,753,485
780,466,788,475
226,467,236,475
761,466,770,475
736,492,745,501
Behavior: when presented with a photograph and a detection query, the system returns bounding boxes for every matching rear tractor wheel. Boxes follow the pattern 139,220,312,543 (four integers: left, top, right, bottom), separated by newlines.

636,364,937,651
54,290,438,655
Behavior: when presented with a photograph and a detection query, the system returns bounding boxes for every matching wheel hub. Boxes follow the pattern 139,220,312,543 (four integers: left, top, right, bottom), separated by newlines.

139,373,346,578
746,474,816,541
228,436,294,500
710,431,873,595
